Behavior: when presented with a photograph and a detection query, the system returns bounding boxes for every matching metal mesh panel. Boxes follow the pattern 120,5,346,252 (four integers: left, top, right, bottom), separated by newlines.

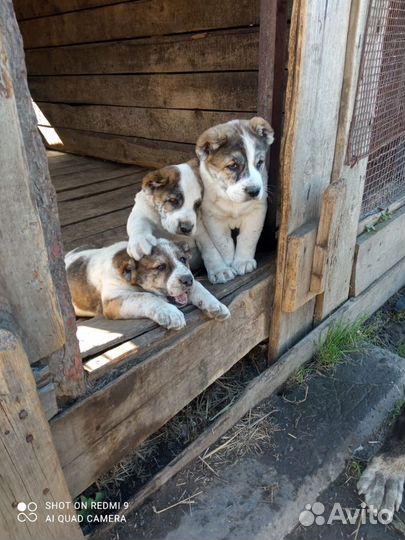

361,135,405,216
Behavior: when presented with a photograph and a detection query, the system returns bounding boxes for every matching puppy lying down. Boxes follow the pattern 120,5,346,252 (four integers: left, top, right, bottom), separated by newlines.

65,239,230,330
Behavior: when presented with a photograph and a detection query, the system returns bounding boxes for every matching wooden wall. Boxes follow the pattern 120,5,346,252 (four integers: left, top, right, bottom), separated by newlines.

14,0,260,167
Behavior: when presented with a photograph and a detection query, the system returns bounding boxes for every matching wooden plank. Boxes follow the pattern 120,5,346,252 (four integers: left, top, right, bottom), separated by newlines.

357,197,405,235
314,0,372,321
95,255,405,536
52,167,145,192
37,103,253,144
63,225,128,252
44,127,195,167
351,206,405,296
79,257,274,362
0,328,83,539
0,30,65,363
282,221,318,312
269,0,353,358
38,383,59,420
58,184,137,226
29,72,258,111
61,208,132,247
57,173,142,202
19,0,260,48
14,0,130,20
257,0,277,121
50,270,275,497
25,28,259,75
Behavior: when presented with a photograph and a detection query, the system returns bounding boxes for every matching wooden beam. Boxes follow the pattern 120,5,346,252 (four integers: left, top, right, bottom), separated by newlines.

14,0,130,20
50,268,275,497
269,0,353,357
93,254,405,537
18,0,260,48
351,206,405,296
25,28,259,75
257,0,277,121
29,72,258,111
0,328,83,539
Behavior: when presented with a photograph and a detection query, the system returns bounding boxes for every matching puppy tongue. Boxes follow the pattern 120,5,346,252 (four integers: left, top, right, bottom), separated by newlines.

174,292,188,306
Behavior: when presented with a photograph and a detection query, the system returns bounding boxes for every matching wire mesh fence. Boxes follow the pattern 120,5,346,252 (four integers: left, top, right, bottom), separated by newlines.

346,0,405,218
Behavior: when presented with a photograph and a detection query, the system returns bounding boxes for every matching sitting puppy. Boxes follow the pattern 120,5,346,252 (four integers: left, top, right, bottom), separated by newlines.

65,239,230,330
196,117,274,276
127,160,235,284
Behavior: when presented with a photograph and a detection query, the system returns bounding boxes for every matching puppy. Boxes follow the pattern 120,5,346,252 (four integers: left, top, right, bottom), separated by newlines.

196,117,274,276
65,239,230,330
127,160,236,284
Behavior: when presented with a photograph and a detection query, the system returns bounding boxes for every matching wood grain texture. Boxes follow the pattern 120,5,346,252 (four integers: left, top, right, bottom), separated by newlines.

44,127,195,167
269,0,353,358
25,29,259,75
18,0,260,48
0,329,83,539
14,0,130,20
314,0,371,321
351,206,405,296
51,269,275,497
29,72,258,111
37,103,253,144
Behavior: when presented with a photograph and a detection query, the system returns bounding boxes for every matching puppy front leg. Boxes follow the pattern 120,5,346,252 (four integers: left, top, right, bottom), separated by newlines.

204,215,235,266
196,222,236,284
103,293,186,330
189,281,230,320
127,206,157,260
233,202,267,275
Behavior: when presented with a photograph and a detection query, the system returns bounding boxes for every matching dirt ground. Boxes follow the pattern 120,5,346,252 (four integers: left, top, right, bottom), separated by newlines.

87,288,405,540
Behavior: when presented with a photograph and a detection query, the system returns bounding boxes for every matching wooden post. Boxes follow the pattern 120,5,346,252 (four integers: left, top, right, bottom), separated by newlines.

268,0,354,358
0,327,83,539
1,0,85,401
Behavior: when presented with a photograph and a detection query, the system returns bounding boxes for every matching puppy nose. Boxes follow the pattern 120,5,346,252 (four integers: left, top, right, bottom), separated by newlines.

179,222,193,235
245,186,261,198
179,274,193,287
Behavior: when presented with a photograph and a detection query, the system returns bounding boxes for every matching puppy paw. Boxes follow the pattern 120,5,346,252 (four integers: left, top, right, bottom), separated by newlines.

207,266,236,284
232,258,257,276
200,299,230,320
154,305,186,330
127,234,157,260
357,454,405,514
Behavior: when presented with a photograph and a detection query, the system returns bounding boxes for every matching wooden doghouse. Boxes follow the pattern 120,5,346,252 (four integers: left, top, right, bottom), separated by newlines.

1,0,404,537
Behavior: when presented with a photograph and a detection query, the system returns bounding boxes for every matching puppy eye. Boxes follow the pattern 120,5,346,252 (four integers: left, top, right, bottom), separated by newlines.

227,162,240,172
179,256,188,265
156,264,167,272
256,159,264,169
168,198,179,208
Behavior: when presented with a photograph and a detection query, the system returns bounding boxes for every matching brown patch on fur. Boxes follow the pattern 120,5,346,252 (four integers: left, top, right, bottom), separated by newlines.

142,166,183,212
134,245,175,293
112,248,137,285
103,297,124,320
67,256,102,315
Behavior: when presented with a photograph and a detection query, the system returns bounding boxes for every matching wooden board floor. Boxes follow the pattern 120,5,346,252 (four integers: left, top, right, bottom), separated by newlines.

48,150,149,251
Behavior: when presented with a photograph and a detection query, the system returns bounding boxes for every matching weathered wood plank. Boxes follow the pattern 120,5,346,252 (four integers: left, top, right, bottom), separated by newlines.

63,225,128,252
44,127,195,167
37,103,253,144
79,257,274,361
3,0,85,398
61,208,132,247
0,26,65,363
57,173,142,202
351,206,405,296
26,29,259,75
38,383,59,420
314,0,371,321
52,166,145,192
29,72,258,111
0,329,83,539
19,0,260,48
14,0,130,20
269,0,353,357
51,270,275,497
95,255,405,536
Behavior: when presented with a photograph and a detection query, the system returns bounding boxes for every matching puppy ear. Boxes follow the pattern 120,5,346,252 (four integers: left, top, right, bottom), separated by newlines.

195,126,228,161
121,258,138,285
249,117,275,146
142,169,169,192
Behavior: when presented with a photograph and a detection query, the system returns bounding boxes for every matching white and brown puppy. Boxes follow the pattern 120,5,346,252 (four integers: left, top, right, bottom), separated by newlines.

65,239,229,330
196,117,274,276
127,160,235,284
